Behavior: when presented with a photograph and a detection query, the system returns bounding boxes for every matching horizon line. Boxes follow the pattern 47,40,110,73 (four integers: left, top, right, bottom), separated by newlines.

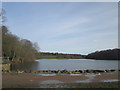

40,48,119,55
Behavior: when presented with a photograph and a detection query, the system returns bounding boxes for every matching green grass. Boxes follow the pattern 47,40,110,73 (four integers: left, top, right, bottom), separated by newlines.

38,55,57,59
38,55,70,59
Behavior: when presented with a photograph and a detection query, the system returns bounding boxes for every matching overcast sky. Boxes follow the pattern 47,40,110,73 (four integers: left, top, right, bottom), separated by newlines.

3,2,118,54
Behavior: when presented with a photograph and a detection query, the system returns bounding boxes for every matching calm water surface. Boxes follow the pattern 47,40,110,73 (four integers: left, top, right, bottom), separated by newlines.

11,59,119,71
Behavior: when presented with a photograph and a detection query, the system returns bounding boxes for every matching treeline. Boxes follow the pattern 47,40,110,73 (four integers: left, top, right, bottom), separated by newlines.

37,52,86,59
2,26,39,62
86,48,120,60
38,48,120,60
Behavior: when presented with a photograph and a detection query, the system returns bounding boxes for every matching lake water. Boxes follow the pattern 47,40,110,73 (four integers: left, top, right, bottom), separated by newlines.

11,59,119,71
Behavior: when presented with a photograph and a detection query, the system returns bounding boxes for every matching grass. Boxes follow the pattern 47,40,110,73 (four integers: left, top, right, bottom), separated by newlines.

38,55,70,59
38,55,57,59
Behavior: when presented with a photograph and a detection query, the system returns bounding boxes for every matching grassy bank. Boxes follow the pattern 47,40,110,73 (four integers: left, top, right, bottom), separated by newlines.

38,55,72,59
37,52,85,59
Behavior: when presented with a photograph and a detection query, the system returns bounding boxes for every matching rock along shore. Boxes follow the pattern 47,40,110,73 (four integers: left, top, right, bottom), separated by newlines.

2,69,120,74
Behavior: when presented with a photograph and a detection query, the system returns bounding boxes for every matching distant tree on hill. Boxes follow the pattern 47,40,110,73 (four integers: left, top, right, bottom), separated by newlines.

86,49,120,60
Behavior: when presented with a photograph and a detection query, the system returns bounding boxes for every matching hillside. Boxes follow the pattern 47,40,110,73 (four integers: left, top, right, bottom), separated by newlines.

37,48,120,60
37,52,86,59
86,48,120,60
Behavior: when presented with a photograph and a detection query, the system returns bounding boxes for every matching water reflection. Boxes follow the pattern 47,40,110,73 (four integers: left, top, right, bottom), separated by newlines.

101,79,119,82
38,74,56,76
40,80,64,84
11,61,40,71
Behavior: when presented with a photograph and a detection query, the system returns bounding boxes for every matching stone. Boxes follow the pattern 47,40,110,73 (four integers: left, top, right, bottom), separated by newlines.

78,70,84,73
105,70,110,72
94,70,105,73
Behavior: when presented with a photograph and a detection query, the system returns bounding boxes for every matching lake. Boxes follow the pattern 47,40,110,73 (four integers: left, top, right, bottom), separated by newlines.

11,59,119,71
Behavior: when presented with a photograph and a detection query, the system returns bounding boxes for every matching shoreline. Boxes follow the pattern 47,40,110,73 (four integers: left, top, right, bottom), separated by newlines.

2,71,120,88
3,69,120,74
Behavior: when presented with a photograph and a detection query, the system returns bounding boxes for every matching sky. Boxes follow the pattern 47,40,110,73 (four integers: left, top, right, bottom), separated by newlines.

2,2,118,55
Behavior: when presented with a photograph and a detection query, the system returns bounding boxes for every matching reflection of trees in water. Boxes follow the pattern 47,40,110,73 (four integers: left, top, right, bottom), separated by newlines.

11,61,40,71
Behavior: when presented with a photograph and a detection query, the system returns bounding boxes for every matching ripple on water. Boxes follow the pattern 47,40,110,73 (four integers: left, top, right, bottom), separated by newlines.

38,74,56,76
77,73,101,83
70,74,83,76
76,79,91,83
40,80,64,84
101,79,119,82
85,73,101,80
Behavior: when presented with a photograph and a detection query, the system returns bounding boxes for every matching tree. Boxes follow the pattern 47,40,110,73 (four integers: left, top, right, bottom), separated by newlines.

2,26,40,62
1,9,40,62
